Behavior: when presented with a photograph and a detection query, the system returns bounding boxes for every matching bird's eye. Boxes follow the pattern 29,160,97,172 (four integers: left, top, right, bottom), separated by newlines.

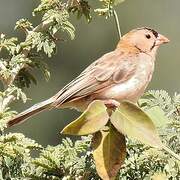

145,34,151,39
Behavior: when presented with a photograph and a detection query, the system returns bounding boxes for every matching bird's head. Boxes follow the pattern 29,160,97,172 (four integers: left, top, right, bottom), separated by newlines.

117,27,170,57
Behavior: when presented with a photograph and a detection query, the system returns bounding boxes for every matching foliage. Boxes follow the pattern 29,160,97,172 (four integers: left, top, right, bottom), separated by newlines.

0,0,179,179
92,125,126,179
0,90,179,179
25,136,97,179
116,91,180,180
0,133,42,179
61,100,109,135
61,94,180,179
68,0,92,22
95,0,125,18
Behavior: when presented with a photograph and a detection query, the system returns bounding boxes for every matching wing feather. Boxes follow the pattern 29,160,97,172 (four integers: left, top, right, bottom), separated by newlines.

52,51,137,107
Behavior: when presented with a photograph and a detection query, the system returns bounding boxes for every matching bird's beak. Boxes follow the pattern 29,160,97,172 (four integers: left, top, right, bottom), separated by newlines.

156,34,170,46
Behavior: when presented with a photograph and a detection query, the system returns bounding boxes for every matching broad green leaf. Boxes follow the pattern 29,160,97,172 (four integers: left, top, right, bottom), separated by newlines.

110,101,163,148
61,100,109,135
112,103,180,161
92,125,126,180
145,106,168,128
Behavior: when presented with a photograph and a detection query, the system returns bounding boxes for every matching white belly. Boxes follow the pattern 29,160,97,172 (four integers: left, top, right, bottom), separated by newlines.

98,55,154,102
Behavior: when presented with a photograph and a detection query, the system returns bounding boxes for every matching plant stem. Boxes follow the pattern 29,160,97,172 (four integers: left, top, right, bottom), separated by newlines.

162,145,180,161
112,9,121,39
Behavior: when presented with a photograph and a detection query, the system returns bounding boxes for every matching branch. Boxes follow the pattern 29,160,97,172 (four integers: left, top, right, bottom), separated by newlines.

113,9,122,40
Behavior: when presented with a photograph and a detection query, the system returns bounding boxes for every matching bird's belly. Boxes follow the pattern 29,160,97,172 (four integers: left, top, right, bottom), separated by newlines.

97,60,154,102
103,77,148,102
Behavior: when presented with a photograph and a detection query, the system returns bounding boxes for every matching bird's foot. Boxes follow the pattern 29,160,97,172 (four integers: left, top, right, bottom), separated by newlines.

103,99,120,109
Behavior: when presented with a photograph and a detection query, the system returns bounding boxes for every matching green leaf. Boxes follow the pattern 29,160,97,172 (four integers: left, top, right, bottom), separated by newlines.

61,100,109,135
110,102,180,162
95,0,126,17
110,101,163,148
113,0,125,6
92,125,126,180
68,0,92,22
145,106,168,128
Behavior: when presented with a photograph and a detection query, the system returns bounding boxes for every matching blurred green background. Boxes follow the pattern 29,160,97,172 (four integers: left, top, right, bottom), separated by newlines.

0,0,179,145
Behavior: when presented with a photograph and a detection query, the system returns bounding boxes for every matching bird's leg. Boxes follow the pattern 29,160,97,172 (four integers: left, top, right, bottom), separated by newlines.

101,99,120,117
103,99,120,109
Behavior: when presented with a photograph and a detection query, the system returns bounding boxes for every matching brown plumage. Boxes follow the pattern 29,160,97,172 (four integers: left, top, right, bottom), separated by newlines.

8,27,169,127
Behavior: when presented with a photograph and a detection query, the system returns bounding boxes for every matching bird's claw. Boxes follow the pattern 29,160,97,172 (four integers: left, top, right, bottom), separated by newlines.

103,99,120,109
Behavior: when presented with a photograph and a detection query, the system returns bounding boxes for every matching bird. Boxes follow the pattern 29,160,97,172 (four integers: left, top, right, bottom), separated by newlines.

8,27,169,127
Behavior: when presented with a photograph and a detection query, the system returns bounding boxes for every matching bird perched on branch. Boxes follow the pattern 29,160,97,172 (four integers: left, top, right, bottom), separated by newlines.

8,27,169,127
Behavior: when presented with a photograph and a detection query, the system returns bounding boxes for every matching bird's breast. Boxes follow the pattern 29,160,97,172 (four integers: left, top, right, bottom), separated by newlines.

97,54,155,102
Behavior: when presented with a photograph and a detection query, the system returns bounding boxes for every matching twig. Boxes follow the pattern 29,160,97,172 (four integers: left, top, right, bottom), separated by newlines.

162,145,180,161
112,9,122,39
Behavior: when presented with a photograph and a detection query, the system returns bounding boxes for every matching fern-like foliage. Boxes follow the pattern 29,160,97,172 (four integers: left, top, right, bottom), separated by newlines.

0,133,42,179
25,136,98,180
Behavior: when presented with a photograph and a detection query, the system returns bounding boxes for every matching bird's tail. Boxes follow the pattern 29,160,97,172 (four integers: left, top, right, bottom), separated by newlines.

8,98,54,127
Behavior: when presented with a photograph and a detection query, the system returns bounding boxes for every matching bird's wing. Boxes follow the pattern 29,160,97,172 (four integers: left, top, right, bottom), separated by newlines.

52,50,137,106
